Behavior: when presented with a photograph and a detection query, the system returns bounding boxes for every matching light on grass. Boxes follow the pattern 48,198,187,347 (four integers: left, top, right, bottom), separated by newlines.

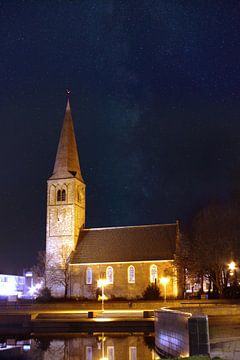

160,277,170,302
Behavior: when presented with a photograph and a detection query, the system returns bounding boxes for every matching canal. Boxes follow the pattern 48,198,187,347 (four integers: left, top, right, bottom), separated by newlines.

0,332,159,359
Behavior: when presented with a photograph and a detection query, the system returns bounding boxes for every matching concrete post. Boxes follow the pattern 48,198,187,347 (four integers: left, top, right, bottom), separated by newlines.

188,314,210,356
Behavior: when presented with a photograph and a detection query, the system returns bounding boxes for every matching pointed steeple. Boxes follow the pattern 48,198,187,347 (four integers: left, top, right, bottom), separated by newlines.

50,97,84,182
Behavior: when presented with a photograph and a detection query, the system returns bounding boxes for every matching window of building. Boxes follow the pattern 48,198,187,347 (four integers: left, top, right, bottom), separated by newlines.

85,346,92,360
128,265,135,283
106,266,114,284
86,267,92,285
61,189,66,201
107,346,114,360
57,190,61,202
129,346,137,360
150,264,158,283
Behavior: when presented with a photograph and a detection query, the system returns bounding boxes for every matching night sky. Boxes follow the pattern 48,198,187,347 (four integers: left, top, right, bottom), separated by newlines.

1,1,240,273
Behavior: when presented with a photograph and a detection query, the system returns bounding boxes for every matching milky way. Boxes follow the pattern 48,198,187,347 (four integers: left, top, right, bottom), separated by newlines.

1,1,240,272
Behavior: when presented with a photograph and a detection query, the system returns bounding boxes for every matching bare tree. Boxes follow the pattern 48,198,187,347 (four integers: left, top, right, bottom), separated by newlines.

47,244,72,299
32,251,48,288
187,199,240,295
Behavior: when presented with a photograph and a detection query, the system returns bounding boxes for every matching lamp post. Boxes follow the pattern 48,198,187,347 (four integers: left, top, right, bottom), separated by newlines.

97,278,108,312
228,261,236,276
160,277,170,303
99,332,108,360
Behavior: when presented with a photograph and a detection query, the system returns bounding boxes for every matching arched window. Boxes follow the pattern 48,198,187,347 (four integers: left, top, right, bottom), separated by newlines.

61,189,66,201
85,346,92,360
106,266,114,284
150,264,158,283
86,267,92,285
129,346,137,360
128,265,135,283
57,190,61,202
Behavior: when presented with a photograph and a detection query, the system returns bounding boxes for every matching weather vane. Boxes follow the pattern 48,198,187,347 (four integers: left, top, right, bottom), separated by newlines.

66,89,71,96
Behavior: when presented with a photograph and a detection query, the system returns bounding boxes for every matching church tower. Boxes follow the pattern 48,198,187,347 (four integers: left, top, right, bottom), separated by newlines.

46,97,85,296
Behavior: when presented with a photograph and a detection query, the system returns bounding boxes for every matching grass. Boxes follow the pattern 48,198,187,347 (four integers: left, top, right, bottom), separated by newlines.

166,357,223,360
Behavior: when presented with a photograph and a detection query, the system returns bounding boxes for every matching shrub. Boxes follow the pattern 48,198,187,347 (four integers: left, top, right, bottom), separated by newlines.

36,287,52,302
142,283,161,300
222,283,240,299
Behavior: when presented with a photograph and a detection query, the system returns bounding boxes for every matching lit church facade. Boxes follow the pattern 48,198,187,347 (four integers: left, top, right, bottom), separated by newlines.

46,99,180,299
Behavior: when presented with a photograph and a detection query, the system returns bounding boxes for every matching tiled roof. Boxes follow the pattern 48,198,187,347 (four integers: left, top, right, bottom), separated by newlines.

71,223,177,264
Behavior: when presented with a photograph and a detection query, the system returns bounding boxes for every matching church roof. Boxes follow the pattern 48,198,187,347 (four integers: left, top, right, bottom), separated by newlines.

50,98,84,181
71,223,177,264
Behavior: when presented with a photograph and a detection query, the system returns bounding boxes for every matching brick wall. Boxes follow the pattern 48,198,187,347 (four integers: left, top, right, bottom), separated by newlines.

70,261,177,299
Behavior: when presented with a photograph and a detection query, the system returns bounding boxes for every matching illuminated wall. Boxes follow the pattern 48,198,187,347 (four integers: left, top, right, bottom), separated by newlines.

0,274,24,297
46,177,85,297
70,260,178,299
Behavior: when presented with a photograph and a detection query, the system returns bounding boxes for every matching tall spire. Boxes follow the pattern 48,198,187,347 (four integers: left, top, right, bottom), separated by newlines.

50,95,84,181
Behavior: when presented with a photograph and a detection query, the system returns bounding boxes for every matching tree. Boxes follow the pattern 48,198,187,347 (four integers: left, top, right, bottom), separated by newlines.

47,244,72,299
187,199,240,296
175,231,193,298
34,246,72,299
32,251,48,288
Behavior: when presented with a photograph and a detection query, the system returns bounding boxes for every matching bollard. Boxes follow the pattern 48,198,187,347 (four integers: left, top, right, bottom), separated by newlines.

188,314,210,356
88,311,96,318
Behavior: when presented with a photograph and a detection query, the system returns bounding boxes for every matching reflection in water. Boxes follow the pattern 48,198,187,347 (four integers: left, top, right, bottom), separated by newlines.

0,333,160,360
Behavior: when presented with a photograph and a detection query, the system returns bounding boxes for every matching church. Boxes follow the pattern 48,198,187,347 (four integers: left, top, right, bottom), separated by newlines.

46,98,181,299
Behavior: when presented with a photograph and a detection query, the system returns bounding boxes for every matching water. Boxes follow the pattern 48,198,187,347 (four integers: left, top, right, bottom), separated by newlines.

0,333,161,360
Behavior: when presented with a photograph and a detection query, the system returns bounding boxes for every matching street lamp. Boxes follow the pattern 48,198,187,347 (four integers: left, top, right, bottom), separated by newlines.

99,332,108,360
97,278,108,312
160,277,170,302
228,261,236,276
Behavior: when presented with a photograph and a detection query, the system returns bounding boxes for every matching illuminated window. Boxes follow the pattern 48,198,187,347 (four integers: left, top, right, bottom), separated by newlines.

86,268,92,285
150,264,158,283
128,265,135,283
57,190,61,202
62,189,66,201
106,266,114,284
129,346,137,360
85,346,92,360
107,346,114,360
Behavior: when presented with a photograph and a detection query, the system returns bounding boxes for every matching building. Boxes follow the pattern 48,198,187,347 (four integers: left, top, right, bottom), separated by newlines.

46,98,180,299
0,271,40,300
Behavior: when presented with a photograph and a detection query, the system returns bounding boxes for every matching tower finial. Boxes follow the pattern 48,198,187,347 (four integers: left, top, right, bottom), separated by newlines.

66,89,71,111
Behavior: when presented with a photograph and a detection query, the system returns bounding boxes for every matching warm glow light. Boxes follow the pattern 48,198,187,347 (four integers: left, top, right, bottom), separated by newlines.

228,261,236,272
160,277,170,302
97,279,108,288
160,277,170,285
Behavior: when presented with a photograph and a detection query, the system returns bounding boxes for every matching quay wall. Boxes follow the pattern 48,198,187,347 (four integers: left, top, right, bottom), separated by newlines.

155,308,210,358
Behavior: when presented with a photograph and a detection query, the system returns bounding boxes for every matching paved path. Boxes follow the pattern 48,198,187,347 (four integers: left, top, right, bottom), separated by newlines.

209,315,240,360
